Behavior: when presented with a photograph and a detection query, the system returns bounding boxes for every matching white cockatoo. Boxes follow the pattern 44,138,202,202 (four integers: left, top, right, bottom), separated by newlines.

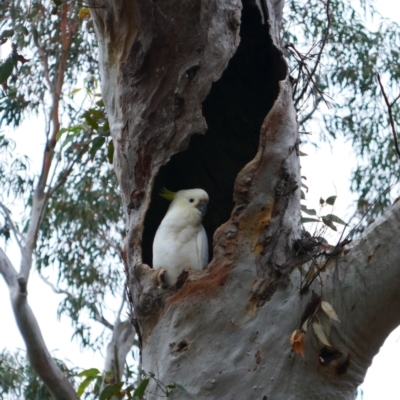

153,188,209,286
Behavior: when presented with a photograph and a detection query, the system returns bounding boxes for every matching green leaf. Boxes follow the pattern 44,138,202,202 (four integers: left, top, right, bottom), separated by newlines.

88,108,103,119
77,376,97,397
301,190,306,200
107,141,114,164
301,205,316,216
133,378,149,398
102,120,110,135
324,214,347,226
124,384,134,393
61,131,79,149
104,370,115,379
175,383,189,393
299,151,308,156
0,29,14,40
96,99,105,107
326,196,337,206
85,114,98,130
100,383,123,400
301,217,320,224
167,384,176,390
78,368,101,377
68,125,83,133
321,216,337,231
0,58,15,84
94,376,103,394
90,136,106,160
69,88,81,96
56,128,68,141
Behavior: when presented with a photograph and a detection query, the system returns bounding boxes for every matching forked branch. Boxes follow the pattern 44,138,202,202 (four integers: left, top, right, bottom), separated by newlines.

377,73,400,159
0,249,78,400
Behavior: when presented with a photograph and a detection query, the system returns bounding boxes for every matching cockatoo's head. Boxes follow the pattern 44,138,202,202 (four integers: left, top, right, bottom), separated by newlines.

160,188,209,222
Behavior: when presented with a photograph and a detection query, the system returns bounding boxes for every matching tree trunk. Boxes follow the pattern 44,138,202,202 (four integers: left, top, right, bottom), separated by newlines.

91,0,400,398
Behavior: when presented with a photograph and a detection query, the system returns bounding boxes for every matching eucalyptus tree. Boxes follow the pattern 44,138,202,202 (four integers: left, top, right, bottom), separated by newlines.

1,0,400,398
0,0,135,398
89,0,400,398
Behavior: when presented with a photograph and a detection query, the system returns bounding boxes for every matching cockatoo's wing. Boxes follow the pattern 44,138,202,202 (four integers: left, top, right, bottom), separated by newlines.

197,225,208,269
153,188,209,285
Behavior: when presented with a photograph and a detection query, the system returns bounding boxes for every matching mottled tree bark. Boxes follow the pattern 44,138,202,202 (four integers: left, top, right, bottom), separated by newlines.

92,0,400,399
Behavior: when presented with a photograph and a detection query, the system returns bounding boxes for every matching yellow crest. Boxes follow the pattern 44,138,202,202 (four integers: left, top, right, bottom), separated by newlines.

160,187,176,201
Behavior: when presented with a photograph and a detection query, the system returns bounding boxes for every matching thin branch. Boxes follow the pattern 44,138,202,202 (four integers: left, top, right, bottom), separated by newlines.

22,6,78,278
291,0,332,109
31,23,54,94
289,42,332,110
94,312,114,331
116,286,126,322
377,74,400,159
38,271,114,331
98,229,123,258
298,99,321,126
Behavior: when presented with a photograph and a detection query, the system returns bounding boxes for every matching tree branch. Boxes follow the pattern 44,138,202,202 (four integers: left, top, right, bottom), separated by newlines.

320,200,400,384
290,0,332,110
103,319,137,381
0,249,78,400
38,271,115,331
23,5,80,280
377,73,400,159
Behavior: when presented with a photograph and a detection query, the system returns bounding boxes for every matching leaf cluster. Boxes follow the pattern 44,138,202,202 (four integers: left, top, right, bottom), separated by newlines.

77,369,188,400
36,137,124,348
0,350,77,400
0,0,98,126
285,0,400,228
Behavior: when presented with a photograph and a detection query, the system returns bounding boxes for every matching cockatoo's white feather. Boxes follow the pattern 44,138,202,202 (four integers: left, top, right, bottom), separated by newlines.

153,188,209,286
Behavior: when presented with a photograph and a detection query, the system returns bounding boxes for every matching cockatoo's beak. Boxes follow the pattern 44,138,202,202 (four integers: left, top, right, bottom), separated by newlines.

196,201,208,217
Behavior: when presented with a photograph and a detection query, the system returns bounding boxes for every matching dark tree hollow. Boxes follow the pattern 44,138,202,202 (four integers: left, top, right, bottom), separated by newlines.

142,0,287,265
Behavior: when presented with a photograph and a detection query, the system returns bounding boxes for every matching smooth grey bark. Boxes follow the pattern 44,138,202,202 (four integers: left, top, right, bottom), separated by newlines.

104,320,137,381
0,147,80,399
92,0,400,399
0,249,79,400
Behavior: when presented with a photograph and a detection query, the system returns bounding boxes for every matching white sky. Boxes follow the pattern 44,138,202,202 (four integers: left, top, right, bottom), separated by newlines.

0,0,399,397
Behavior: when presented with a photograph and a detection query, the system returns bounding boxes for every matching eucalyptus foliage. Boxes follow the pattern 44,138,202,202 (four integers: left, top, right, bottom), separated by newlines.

0,350,76,400
0,0,97,125
36,141,124,349
284,0,400,231
0,0,127,369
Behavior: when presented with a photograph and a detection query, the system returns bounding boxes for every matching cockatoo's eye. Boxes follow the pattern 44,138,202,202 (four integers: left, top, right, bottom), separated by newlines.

189,198,194,203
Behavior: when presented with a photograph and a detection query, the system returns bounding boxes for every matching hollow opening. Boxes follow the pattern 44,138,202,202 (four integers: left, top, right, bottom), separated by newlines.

142,0,287,265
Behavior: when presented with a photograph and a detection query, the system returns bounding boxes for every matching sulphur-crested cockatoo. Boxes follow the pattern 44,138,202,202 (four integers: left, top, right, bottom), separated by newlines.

153,188,209,286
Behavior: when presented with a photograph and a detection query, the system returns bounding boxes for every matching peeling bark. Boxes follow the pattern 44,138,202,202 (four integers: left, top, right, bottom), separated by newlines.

91,0,400,399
